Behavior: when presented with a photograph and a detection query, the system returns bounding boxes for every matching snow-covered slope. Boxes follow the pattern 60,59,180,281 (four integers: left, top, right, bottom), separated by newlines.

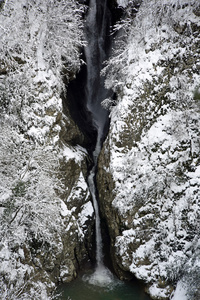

98,1,200,299
0,1,94,299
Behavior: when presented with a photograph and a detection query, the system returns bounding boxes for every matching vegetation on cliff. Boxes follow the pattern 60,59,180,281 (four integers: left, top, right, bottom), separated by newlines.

98,1,200,299
0,1,94,299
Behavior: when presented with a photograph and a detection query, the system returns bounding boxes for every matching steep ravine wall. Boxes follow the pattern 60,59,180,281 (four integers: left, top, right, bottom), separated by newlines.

97,2,200,300
0,60,95,299
0,1,96,299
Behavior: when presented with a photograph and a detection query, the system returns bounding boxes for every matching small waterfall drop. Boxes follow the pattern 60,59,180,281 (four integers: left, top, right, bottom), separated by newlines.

83,0,114,287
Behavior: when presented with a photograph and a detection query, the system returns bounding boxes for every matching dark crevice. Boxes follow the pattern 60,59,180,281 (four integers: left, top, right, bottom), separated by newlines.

107,0,124,26
62,0,126,276
64,1,124,155
66,56,98,153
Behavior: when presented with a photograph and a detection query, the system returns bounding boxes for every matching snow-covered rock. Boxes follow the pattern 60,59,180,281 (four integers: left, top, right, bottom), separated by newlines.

98,1,200,299
0,1,94,299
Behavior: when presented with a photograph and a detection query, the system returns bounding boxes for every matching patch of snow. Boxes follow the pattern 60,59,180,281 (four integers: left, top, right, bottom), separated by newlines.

79,201,94,227
171,281,188,300
62,144,88,163
60,201,71,217
148,283,170,299
117,0,129,8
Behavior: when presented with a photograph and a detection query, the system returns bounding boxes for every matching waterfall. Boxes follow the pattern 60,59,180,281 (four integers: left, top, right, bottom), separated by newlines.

84,0,110,134
83,0,114,287
88,135,103,267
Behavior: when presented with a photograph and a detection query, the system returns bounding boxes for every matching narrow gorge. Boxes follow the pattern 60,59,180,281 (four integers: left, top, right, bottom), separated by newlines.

60,4,151,299
0,1,200,300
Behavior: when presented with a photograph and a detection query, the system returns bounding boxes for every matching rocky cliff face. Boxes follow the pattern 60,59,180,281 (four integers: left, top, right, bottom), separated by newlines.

97,1,200,299
0,1,95,299
0,64,95,300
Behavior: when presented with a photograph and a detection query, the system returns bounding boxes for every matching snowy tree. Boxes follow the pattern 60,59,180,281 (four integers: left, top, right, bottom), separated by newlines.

103,0,200,97
0,0,85,117
0,0,84,73
0,118,81,299
0,0,90,299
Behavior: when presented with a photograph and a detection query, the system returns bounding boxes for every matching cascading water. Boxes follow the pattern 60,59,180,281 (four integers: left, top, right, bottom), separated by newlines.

83,0,114,287
57,1,151,298
84,0,110,133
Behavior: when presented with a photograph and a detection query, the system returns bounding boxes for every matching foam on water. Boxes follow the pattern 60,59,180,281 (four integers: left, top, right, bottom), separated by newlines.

83,265,120,289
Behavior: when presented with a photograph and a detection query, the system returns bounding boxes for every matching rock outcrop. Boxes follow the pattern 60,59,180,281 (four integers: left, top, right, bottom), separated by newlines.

0,67,95,299
0,1,95,299
97,1,200,299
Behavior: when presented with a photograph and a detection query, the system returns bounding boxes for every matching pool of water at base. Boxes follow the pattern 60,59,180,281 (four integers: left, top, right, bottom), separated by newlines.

56,269,151,300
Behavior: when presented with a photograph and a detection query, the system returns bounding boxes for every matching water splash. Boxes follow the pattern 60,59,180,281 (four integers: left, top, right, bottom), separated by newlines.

83,265,120,289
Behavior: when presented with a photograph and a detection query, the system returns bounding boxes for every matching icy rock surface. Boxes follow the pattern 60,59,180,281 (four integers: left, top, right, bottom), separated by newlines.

97,1,200,299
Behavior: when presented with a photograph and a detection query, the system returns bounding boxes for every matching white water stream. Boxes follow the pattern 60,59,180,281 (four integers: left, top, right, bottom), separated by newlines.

88,135,103,267
58,2,151,298
84,0,110,131
83,0,114,287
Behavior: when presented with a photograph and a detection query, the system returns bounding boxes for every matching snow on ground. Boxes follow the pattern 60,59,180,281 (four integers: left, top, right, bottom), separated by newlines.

171,281,188,300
